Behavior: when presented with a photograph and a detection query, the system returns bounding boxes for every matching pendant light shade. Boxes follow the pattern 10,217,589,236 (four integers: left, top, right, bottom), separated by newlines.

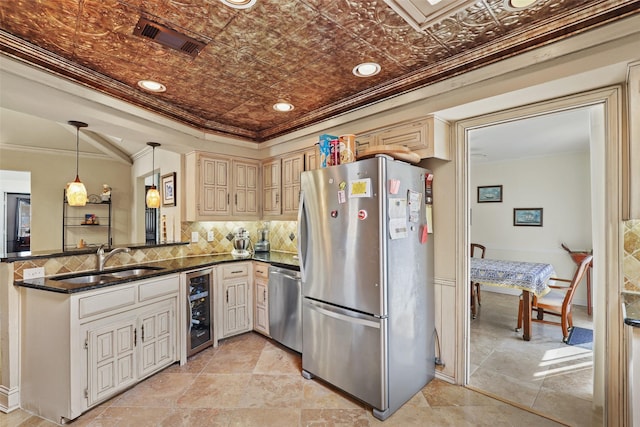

66,121,88,206
146,142,161,208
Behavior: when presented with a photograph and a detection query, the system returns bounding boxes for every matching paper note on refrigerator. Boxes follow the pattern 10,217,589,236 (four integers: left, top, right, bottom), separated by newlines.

389,218,408,239
388,198,406,219
388,198,408,239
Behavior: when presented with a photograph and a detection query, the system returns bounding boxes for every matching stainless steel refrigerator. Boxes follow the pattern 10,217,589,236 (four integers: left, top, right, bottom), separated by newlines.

297,156,435,421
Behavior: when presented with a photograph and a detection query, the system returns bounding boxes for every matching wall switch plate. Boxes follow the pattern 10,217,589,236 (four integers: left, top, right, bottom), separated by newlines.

207,231,214,242
191,232,199,243
23,267,45,280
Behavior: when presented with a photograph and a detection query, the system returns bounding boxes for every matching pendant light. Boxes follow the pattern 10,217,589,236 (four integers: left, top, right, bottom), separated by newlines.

146,142,161,208
66,121,88,206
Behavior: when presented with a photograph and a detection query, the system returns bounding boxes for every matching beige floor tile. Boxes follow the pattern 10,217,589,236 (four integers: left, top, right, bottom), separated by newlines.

227,408,301,426
532,387,602,427
240,374,304,408
163,345,218,374
421,378,501,408
202,346,262,374
468,368,543,408
110,372,197,408
301,408,370,426
176,373,251,408
302,379,364,409
470,291,601,425
253,341,302,375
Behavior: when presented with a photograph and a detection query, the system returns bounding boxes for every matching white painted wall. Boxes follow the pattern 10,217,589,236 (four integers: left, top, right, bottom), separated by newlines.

470,150,593,306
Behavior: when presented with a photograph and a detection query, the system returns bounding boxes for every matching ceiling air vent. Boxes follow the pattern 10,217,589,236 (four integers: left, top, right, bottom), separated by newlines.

133,17,206,58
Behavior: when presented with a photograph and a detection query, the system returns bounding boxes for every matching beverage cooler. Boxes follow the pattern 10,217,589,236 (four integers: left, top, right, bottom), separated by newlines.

185,268,214,356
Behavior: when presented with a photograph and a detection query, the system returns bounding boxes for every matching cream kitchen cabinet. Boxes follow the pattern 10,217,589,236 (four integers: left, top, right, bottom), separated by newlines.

356,115,451,160
304,146,320,170
282,152,304,217
232,159,259,217
185,152,260,220
20,274,180,424
262,159,282,217
218,262,252,339
253,262,270,337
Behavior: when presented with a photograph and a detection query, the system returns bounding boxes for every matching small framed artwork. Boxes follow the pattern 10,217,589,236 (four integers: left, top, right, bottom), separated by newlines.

513,208,543,226
477,185,503,203
161,172,176,207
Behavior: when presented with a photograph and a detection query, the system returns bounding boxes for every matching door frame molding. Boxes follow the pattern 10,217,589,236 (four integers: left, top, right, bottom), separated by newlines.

455,85,624,423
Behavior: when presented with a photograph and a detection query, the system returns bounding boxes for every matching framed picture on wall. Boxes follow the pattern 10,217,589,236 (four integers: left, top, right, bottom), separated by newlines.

161,172,176,207
513,208,543,226
477,185,503,203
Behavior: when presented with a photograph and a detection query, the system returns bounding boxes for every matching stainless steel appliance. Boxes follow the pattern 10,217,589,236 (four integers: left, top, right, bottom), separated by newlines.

297,156,435,421
232,227,252,258
185,269,214,356
268,265,302,353
254,227,270,252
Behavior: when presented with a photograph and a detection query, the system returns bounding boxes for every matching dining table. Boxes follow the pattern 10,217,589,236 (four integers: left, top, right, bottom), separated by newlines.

470,257,556,341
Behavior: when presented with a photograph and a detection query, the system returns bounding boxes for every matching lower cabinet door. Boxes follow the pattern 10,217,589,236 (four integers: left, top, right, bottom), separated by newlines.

86,314,137,406
138,299,176,378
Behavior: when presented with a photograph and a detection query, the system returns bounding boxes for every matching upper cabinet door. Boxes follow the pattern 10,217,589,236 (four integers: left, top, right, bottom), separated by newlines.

200,156,230,216
282,153,304,216
232,160,259,218
262,159,281,216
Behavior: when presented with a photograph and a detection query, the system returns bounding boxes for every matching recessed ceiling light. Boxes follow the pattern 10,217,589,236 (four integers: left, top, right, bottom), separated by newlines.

273,100,294,112
505,0,538,9
137,80,166,93
353,62,381,78
220,0,257,9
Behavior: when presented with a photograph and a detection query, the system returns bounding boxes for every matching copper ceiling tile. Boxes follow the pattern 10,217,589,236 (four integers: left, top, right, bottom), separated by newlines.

1,0,639,142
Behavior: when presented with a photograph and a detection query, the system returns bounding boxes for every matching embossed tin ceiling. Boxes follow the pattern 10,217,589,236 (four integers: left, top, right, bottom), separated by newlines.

0,0,638,142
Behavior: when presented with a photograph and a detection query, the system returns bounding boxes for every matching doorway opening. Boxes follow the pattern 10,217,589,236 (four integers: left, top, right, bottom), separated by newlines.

459,93,617,425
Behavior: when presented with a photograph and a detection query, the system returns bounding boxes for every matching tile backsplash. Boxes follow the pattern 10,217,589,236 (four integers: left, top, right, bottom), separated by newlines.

12,221,298,280
181,220,298,255
624,219,640,292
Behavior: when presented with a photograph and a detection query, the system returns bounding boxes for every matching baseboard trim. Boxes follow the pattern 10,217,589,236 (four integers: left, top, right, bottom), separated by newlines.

0,384,20,413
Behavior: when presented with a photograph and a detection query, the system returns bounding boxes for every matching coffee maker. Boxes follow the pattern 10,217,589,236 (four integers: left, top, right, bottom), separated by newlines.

254,226,270,252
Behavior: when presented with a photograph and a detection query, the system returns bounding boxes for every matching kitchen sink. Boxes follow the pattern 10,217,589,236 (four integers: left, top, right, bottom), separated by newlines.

52,266,164,285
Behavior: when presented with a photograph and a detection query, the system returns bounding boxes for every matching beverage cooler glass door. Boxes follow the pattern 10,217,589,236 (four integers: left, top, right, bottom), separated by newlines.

186,269,214,356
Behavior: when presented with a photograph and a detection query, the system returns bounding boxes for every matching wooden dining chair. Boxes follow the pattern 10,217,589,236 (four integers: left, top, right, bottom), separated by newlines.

516,254,593,342
470,243,486,318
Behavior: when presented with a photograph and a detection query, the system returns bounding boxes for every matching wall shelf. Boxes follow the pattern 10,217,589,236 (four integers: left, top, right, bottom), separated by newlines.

62,191,112,251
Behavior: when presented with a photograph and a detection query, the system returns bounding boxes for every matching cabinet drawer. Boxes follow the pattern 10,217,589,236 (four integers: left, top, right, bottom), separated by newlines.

254,262,269,279
78,286,136,319
139,276,179,302
222,263,249,279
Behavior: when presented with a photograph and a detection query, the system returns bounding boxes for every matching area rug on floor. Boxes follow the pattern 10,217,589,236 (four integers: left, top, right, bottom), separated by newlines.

566,326,593,349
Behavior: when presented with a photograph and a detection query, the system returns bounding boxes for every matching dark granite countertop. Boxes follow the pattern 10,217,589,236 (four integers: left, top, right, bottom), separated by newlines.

14,252,299,294
623,293,640,328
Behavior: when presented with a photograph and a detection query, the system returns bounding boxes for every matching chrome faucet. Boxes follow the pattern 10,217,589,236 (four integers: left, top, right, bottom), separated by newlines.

97,244,131,271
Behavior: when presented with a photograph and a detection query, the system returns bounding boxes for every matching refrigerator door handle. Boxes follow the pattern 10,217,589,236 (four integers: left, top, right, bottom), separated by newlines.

305,299,381,329
297,189,307,282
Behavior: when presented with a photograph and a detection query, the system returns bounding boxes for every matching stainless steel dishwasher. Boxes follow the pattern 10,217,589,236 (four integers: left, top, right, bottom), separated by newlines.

268,266,302,353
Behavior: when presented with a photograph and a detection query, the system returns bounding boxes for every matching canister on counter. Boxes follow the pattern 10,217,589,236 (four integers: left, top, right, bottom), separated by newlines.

339,134,356,163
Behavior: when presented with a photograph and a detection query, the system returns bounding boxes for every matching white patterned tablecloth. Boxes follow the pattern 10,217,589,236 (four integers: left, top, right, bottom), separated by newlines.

470,258,556,296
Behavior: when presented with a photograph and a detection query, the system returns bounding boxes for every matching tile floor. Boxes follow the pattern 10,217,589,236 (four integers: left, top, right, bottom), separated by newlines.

469,290,602,426
3,328,567,427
